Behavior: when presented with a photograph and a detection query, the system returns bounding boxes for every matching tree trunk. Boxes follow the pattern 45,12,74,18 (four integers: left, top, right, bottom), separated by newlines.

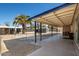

30,22,32,31
22,24,26,34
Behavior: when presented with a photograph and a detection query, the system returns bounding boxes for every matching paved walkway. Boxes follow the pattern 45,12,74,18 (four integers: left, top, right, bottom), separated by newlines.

28,34,79,56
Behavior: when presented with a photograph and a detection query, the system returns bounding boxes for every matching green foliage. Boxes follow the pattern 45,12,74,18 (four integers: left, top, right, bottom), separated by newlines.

13,14,31,34
13,15,30,25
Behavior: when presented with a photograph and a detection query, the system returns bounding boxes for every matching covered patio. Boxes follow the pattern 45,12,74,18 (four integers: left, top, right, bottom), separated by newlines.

1,3,79,56
28,3,78,43
27,3,79,56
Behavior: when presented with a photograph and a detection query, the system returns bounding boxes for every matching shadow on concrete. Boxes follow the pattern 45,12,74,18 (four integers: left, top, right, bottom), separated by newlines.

1,33,58,56
1,37,41,56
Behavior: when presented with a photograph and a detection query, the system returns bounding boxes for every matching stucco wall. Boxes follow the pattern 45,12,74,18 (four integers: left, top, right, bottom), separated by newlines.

63,26,71,33
71,4,79,43
0,28,5,35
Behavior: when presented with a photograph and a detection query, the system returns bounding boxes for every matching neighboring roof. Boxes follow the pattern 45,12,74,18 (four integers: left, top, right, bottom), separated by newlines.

0,25,8,28
9,26,22,28
0,25,22,28
28,3,73,20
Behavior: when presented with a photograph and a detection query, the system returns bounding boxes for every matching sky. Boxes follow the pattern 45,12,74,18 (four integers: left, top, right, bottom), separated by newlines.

0,3,63,26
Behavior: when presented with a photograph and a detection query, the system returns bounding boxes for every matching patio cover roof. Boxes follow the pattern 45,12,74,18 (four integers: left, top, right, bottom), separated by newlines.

28,3,77,27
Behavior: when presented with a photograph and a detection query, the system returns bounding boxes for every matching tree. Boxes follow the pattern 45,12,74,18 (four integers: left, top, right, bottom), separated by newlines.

13,15,30,34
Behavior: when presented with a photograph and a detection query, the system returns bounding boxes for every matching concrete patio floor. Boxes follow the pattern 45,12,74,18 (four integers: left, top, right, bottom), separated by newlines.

28,34,79,56
1,32,55,56
1,33,79,56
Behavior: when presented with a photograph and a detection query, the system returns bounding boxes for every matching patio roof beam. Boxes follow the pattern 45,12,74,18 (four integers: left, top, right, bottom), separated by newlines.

56,13,73,17
38,9,74,19
53,12,65,25
71,4,78,25
40,17,59,27
42,22,57,26
37,19,51,26
54,9,74,15
43,13,74,22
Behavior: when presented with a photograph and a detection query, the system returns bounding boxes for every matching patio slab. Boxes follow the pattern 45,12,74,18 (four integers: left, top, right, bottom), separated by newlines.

28,34,79,56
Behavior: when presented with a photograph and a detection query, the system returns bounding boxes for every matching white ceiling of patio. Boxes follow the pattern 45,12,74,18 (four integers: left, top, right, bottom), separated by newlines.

35,4,77,27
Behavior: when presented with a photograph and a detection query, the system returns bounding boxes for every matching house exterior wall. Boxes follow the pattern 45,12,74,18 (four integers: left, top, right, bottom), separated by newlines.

0,28,4,35
71,4,79,49
63,26,71,33
0,28,10,35
63,4,79,40
0,28,22,35
63,25,71,38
